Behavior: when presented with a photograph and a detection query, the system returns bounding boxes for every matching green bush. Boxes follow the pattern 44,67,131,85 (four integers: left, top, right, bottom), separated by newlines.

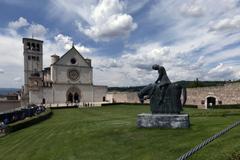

211,104,240,109
183,105,198,108
6,109,52,133
102,103,149,106
187,109,240,117
229,152,240,160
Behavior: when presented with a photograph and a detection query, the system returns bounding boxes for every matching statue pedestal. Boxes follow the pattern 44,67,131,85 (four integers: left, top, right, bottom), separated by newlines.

137,113,190,128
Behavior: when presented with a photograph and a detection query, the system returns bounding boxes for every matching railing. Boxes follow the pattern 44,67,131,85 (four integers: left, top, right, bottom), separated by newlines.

44,102,111,108
177,120,240,160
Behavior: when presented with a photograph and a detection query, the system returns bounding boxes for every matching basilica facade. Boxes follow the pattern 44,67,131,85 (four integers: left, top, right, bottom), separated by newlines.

21,38,107,106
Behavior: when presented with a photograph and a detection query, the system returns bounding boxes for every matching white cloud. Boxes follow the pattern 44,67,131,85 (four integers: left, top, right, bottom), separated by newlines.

207,63,237,80
54,34,92,54
51,0,137,41
125,0,149,14
209,15,240,31
14,77,22,82
0,69,4,74
77,13,137,41
0,35,22,66
8,17,29,30
27,23,48,38
180,3,204,17
91,42,206,86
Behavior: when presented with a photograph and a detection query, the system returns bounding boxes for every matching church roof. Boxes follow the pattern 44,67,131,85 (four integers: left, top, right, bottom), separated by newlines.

51,45,91,67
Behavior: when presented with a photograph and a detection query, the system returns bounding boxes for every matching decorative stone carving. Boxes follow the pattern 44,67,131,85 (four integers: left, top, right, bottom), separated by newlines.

68,69,80,81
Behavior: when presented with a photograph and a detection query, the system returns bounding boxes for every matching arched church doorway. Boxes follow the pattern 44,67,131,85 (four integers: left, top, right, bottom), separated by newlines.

67,93,73,103
42,98,46,104
207,97,216,108
66,87,81,103
74,93,79,103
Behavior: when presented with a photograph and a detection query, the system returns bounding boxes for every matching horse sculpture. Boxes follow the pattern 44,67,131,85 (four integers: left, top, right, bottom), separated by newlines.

138,65,187,114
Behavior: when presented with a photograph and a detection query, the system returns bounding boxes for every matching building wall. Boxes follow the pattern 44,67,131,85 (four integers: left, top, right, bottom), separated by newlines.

106,83,240,108
29,87,53,104
93,86,108,102
0,100,21,112
29,84,107,104
106,92,144,103
186,83,240,108
51,65,92,84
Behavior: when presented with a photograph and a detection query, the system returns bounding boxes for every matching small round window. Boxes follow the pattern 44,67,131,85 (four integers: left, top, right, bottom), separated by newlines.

71,58,76,64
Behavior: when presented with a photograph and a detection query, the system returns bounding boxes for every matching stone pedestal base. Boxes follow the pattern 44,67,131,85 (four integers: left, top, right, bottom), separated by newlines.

137,113,190,128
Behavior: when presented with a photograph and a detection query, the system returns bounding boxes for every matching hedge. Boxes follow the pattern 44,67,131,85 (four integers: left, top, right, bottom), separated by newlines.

183,105,198,108
209,104,240,109
6,108,52,133
102,103,149,106
50,106,78,109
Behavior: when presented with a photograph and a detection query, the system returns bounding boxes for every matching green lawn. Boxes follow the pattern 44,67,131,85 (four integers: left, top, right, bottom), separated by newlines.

0,105,240,160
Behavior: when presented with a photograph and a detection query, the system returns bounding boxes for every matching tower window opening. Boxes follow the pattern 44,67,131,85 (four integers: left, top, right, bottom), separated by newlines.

36,44,40,51
31,43,36,50
27,42,31,49
28,56,31,60
32,56,36,60
34,80,38,86
36,56,39,61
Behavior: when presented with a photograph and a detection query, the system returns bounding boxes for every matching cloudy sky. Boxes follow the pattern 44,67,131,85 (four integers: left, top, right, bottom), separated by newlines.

1,0,240,88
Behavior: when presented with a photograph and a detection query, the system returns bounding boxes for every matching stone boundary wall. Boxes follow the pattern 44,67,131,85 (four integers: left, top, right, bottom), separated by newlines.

106,92,149,104
0,100,21,113
106,83,240,108
186,83,240,108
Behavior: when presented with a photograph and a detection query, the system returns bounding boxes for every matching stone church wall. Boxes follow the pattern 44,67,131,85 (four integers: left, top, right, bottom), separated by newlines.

29,88,53,104
29,84,107,104
93,86,108,102
51,65,92,84
0,100,21,112
78,85,94,102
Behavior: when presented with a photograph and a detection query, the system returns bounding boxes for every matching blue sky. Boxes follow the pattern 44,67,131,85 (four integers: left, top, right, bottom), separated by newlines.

1,0,240,88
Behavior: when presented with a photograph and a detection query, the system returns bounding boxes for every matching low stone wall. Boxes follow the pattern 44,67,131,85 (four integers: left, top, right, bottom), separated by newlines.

106,92,149,104
0,100,21,113
186,83,240,108
106,83,240,108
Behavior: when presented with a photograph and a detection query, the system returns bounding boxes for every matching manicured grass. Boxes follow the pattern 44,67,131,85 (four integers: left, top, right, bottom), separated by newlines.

0,105,240,160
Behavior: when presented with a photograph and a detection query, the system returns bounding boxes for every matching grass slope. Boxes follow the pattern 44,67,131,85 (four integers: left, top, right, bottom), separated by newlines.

0,105,240,160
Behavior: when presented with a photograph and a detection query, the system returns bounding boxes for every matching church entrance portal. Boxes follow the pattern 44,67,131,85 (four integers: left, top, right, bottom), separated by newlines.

67,93,73,103
66,87,81,103
207,97,216,107
74,93,79,103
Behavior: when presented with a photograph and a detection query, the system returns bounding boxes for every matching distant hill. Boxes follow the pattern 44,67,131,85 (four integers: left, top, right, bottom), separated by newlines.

0,88,20,95
108,80,228,92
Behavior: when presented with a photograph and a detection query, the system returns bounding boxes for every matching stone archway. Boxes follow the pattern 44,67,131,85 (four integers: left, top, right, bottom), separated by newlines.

74,93,80,103
207,97,216,108
205,95,218,109
67,93,73,103
66,87,81,103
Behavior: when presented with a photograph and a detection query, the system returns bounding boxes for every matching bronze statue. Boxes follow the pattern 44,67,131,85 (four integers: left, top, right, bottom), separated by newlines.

138,65,186,114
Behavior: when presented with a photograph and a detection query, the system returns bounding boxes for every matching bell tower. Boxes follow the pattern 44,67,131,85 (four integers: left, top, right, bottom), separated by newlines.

23,38,43,94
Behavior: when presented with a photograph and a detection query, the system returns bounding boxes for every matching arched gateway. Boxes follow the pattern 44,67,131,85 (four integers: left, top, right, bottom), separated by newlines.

66,87,81,103
207,97,216,107
204,95,218,109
